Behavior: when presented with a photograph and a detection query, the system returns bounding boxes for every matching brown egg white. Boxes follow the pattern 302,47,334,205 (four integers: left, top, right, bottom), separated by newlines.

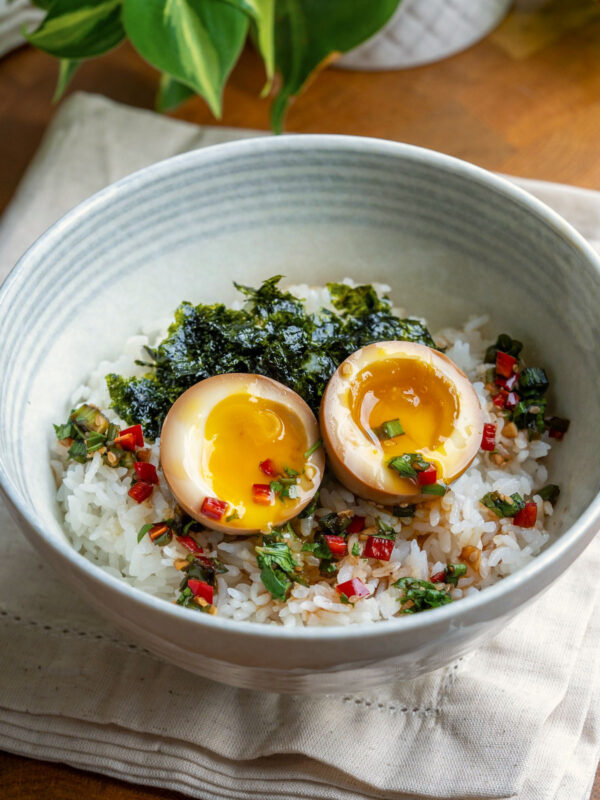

320,341,483,505
160,373,324,534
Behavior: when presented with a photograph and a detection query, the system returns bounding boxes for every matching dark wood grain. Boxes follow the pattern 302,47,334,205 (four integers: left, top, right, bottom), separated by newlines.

0,0,599,796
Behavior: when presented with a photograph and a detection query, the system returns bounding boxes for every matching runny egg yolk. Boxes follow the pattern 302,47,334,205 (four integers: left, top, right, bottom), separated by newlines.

204,393,308,529
350,357,459,487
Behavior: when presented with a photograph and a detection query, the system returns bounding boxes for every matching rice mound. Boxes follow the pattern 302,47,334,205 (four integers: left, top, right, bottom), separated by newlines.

52,282,554,627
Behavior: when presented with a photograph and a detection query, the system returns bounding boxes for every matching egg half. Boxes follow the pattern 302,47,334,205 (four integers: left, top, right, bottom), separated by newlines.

160,374,324,534
320,341,483,504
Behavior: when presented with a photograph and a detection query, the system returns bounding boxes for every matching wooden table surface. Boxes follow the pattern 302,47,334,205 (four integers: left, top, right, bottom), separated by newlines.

1,0,600,797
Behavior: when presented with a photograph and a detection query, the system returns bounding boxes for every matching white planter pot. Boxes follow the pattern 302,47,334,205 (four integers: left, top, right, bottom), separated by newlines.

338,0,513,71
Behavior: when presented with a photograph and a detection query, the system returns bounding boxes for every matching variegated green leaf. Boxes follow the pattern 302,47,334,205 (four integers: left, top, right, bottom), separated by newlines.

218,0,274,83
272,0,402,132
156,73,196,112
25,0,125,59
52,58,81,102
122,0,248,118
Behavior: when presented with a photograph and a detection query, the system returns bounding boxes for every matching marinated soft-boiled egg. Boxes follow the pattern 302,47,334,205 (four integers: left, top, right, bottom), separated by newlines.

160,374,324,534
320,341,483,505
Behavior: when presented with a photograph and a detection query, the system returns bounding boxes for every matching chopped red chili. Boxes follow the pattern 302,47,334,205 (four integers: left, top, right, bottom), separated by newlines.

187,579,214,604
149,523,169,541
119,424,144,448
481,423,496,451
201,496,228,520
336,578,370,601
430,570,446,583
113,432,137,452
363,536,394,561
547,417,570,440
505,391,519,410
417,465,437,486
496,373,519,391
496,351,518,378
324,534,347,556
493,391,508,409
252,483,274,505
134,461,158,485
259,459,278,477
177,535,204,554
513,502,537,528
128,481,154,503
346,515,366,534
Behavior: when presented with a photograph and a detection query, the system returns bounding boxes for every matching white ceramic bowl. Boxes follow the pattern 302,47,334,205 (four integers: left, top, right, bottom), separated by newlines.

1,135,599,694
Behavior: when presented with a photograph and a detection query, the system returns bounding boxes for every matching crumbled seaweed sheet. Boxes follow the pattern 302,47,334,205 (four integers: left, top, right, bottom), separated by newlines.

107,276,435,439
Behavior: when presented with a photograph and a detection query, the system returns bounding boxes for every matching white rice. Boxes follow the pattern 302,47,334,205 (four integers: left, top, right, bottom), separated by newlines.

53,280,553,626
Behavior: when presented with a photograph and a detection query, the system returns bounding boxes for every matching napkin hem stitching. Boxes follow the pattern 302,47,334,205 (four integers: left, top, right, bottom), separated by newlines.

340,658,464,716
0,605,154,656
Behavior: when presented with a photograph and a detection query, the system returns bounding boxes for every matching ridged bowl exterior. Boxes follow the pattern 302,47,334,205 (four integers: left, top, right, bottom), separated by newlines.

1,135,599,693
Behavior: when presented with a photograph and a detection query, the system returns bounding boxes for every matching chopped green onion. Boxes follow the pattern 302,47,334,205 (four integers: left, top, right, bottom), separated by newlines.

481,491,525,518
85,431,107,453
537,484,560,505
388,455,417,479
351,542,360,557
226,510,240,522
393,504,416,518
394,577,452,613
375,518,396,540
283,466,300,477
304,439,323,459
421,483,447,496
388,452,431,479
379,418,405,440
518,367,549,397
299,491,319,518
445,563,467,586
137,523,153,543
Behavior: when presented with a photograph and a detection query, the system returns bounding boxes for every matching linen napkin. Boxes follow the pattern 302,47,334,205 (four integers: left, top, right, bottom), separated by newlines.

0,0,42,57
0,92,599,800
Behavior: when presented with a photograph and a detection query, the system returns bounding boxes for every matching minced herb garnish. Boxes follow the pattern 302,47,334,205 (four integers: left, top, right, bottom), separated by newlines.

485,332,569,438
255,541,299,601
106,277,435,439
394,577,452,613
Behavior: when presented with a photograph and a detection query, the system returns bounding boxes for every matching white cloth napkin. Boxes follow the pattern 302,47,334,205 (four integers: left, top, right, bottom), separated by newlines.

1,92,599,800
0,0,42,57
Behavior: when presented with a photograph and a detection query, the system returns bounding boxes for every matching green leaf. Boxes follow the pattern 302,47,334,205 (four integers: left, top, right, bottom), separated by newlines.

25,0,125,59
54,421,75,440
156,73,196,111
52,58,81,103
258,563,291,601
31,0,55,9
218,0,274,86
256,541,297,574
271,0,402,132
122,0,248,118
67,439,87,462
137,523,154,542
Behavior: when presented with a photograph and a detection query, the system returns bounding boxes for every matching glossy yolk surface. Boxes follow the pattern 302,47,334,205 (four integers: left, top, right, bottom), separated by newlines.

203,393,308,529
349,357,459,488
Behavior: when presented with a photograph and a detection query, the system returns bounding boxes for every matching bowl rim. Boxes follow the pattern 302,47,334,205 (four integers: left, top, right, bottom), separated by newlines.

2,132,600,643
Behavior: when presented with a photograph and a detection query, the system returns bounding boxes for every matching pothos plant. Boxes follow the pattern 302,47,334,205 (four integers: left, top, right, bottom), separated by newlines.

23,0,403,132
